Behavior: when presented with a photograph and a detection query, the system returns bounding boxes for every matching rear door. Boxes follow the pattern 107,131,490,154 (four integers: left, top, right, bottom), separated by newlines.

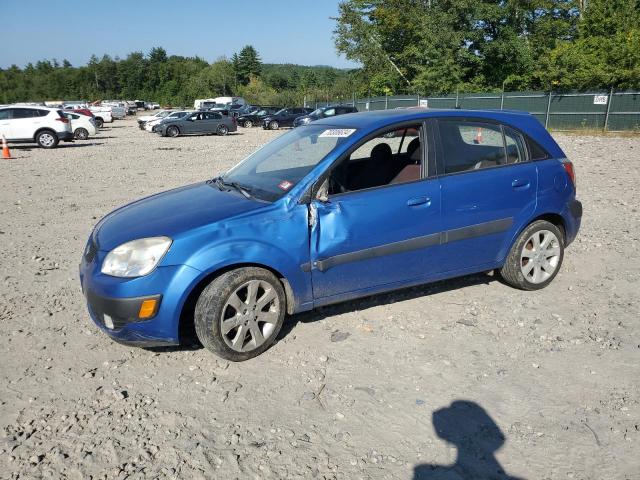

9,108,39,139
435,118,537,272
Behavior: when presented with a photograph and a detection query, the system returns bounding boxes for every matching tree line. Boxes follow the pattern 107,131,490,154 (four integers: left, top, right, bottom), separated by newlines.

1,0,638,106
335,0,640,94
0,45,360,107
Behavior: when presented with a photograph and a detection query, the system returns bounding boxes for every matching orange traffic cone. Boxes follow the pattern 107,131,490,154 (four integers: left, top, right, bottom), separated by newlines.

474,127,483,144
2,134,13,159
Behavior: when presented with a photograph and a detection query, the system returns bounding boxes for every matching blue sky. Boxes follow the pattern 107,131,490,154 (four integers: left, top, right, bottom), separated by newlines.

2,0,357,69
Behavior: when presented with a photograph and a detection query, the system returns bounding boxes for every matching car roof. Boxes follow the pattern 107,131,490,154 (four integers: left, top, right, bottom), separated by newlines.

312,108,535,129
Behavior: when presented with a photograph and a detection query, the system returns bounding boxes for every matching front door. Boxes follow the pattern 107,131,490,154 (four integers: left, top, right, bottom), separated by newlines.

435,118,538,272
310,122,442,300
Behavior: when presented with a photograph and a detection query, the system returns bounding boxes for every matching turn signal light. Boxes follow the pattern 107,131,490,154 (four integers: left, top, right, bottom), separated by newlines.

138,299,158,319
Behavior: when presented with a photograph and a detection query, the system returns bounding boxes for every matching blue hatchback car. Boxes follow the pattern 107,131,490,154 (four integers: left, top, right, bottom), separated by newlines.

80,109,582,361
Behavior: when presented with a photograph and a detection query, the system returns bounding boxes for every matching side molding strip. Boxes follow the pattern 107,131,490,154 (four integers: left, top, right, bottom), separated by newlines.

311,217,513,272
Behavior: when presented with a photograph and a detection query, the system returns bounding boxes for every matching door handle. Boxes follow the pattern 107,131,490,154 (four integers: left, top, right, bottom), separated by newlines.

511,179,531,190
407,196,431,207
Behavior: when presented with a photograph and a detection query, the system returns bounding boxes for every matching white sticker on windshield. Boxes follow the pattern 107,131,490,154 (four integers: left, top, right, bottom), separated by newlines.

319,128,356,138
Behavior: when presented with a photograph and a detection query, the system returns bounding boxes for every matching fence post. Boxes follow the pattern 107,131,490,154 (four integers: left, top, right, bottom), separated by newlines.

500,89,504,110
455,87,459,108
417,94,420,108
545,91,552,129
352,92,356,107
603,87,614,132
385,93,388,110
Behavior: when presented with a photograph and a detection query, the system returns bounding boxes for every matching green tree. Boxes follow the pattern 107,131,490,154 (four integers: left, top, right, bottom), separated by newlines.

234,45,262,85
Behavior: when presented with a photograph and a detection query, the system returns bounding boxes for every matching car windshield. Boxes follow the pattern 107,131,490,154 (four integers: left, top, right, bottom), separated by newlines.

221,124,356,202
157,111,170,118
273,109,287,115
253,110,267,116
309,108,323,116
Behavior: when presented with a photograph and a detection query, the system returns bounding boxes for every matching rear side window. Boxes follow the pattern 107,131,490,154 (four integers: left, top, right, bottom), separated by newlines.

527,137,549,160
12,108,37,119
35,109,49,117
438,120,528,174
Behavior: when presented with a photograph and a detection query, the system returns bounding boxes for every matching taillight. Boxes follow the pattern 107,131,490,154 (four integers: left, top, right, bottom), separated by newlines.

56,117,69,124
560,158,576,188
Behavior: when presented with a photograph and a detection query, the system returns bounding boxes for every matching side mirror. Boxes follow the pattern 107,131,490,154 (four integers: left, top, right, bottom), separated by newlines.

315,178,330,203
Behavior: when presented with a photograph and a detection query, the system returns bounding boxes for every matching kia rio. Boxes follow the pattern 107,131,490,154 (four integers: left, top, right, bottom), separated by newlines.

80,109,582,361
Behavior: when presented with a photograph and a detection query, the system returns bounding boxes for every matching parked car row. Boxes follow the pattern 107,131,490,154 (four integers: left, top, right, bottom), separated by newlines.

239,105,358,130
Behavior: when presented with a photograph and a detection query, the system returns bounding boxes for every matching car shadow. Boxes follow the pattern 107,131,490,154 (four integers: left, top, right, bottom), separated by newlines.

413,400,524,480
146,271,499,354
278,271,498,340
9,142,103,150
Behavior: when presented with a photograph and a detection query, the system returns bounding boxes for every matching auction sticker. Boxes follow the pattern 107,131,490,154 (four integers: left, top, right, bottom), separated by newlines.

319,128,356,138
278,180,293,191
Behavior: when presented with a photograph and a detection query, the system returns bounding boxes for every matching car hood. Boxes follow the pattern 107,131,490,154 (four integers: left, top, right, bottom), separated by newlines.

95,182,265,251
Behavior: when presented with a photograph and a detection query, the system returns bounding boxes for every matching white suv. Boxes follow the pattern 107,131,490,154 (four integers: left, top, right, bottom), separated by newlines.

0,106,74,148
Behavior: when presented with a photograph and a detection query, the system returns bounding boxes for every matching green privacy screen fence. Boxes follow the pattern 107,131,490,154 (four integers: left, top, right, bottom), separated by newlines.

304,90,640,132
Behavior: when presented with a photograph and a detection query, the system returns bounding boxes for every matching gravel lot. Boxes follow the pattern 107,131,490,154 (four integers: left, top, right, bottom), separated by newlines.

1,117,639,480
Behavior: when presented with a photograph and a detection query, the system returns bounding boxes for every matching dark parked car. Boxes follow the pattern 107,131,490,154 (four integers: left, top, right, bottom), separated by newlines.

237,106,283,127
81,108,581,361
293,105,358,127
262,107,314,130
157,111,237,137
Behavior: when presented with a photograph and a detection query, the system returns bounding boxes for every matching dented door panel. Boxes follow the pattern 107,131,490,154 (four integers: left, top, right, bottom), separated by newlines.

310,180,442,299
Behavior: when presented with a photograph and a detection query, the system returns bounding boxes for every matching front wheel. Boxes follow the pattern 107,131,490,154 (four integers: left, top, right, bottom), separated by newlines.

195,267,286,361
500,220,564,290
269,121,279,130
243,120,253,128
166,126,180,137
217,124,229,136
36,130,59,148
74,128,89,140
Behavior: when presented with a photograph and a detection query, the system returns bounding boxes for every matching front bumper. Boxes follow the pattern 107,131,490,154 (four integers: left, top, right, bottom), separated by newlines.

80,243,203,347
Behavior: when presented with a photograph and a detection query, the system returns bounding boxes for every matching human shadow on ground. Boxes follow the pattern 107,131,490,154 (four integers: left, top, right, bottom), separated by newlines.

414,400,524,480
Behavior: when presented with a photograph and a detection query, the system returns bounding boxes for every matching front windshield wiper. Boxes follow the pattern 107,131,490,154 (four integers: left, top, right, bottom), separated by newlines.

210,176,253,199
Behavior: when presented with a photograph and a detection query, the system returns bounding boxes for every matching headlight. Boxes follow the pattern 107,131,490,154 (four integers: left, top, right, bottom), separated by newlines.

101,237,172,278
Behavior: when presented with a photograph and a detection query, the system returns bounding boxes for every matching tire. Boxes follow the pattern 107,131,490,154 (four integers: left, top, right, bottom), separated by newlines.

269,121,279,130
500,220,564,291
217,124,229,136
35,130,59,149
243,120,253,128
166,126,180,137
94,117,104,128
195,267,286,361
74,127,89,140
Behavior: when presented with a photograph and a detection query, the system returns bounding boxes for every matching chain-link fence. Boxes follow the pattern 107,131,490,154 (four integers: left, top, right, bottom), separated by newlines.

304,90,640,132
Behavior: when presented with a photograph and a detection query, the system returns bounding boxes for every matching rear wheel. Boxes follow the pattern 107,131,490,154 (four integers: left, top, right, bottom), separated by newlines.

269,121,279,130
243,120,253,128
94,117,104,128
195,267,286,361
500,220,564,290
166,126,180,137
36,130,59,148
217,124,229,136
74,127,89,140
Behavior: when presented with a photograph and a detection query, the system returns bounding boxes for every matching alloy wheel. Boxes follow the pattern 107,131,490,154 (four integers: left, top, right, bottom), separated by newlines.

520,229,561,284
220,280,280,352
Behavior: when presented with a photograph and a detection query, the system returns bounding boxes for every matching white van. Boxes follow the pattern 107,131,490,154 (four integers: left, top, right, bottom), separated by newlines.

194,97,246,110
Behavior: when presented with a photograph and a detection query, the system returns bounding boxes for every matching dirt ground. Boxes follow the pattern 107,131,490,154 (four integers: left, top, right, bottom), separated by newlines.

0,116,638,480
